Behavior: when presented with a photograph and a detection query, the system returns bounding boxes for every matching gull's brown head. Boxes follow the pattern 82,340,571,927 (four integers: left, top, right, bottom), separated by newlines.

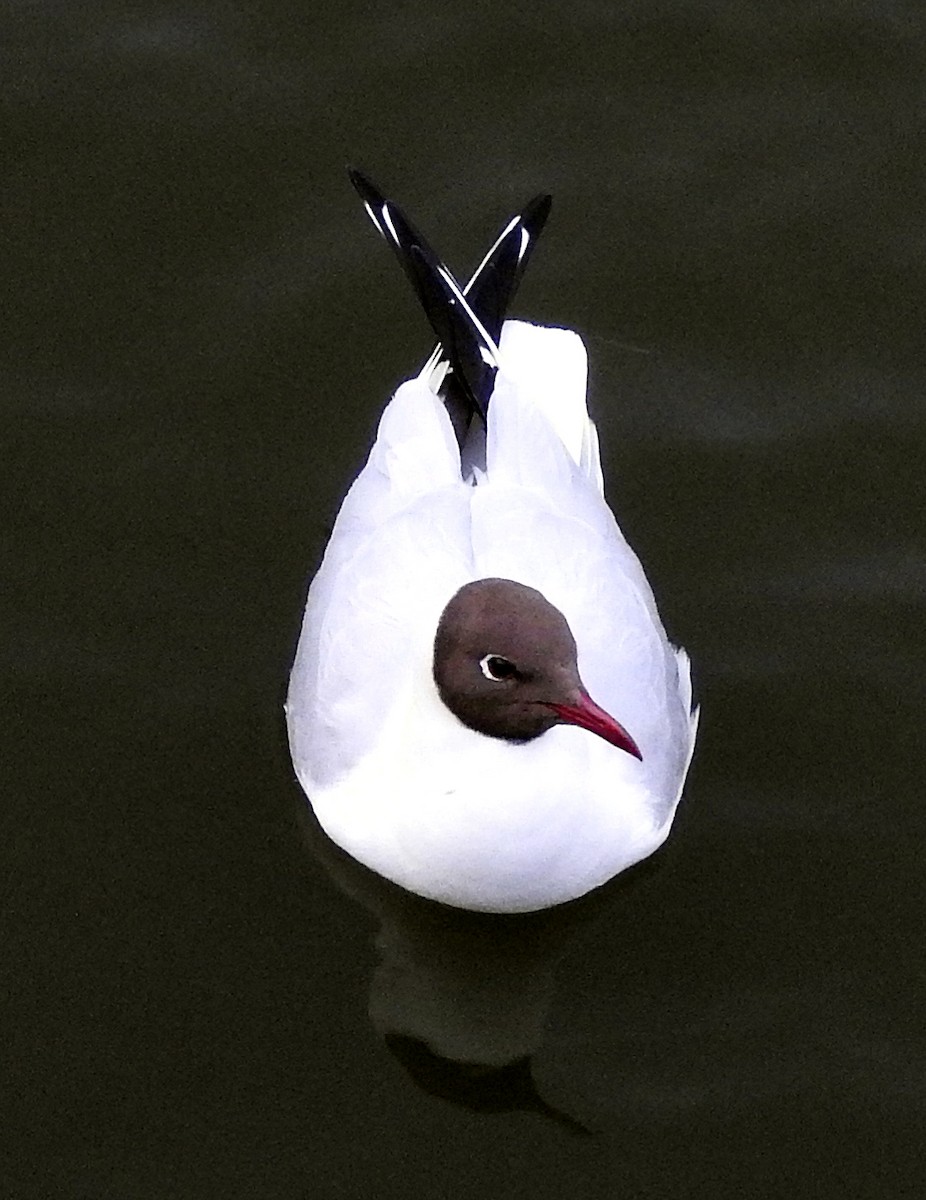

432,578,641,757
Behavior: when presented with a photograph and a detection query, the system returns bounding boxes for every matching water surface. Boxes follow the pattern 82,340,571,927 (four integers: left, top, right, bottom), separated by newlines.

3,3,924,1196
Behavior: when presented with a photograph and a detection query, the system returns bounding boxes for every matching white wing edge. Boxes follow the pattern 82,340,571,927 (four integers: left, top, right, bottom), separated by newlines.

495,321,591,468
673,645,700,794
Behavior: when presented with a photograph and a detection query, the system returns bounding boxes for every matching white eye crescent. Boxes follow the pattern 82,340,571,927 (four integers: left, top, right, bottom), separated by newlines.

480,654,517,682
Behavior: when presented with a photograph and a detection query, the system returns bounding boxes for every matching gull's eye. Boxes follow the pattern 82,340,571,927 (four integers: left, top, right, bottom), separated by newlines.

480,654,517,682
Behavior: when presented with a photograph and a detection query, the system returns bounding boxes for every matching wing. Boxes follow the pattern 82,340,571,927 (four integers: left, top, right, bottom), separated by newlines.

475,321,696,813
286,377,472,789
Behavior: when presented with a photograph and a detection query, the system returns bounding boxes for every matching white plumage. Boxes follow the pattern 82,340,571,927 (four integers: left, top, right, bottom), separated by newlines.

287,317,698,913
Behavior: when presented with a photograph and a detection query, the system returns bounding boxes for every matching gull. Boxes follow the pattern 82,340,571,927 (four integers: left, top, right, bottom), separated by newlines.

286,172,698,914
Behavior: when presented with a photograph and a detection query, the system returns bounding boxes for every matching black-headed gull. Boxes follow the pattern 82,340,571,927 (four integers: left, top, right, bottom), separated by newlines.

286,173,698,914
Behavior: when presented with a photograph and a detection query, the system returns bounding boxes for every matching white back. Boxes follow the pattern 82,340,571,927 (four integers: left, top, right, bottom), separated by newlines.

287,319,697,910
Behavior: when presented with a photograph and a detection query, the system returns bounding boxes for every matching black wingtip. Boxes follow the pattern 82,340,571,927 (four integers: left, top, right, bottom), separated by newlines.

347,166,379,207
347,170,497,418
347,170,553,427
462,191,553,340
347,167,391,238
520,192,553,234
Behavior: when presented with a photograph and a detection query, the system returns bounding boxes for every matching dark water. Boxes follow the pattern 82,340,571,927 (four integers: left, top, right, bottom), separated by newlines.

3,3,924,1196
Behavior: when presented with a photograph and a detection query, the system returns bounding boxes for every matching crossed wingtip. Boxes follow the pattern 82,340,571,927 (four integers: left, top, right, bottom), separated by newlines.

347,165,376,199
522,192,553,227
344,168,555,424
348,167,551,232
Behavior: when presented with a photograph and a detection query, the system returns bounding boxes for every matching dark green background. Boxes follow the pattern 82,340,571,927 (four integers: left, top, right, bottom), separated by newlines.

3,2,923,1196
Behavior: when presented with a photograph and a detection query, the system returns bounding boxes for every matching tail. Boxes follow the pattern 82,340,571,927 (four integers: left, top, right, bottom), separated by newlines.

348,169,551,436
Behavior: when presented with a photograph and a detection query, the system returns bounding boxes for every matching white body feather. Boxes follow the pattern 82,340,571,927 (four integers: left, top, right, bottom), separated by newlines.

287,320,697,913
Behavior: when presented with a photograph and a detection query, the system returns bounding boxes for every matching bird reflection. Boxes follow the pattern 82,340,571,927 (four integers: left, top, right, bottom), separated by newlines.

383,1035,591,1135
296,801,661,1132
